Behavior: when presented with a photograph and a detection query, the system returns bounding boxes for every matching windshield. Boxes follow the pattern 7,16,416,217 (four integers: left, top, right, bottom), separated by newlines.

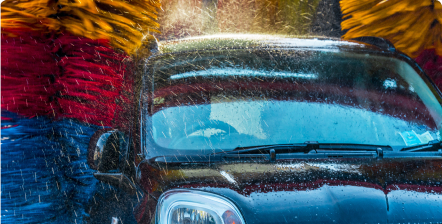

145,48,442,152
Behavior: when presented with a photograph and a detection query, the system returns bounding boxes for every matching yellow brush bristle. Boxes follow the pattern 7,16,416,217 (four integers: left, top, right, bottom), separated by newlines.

1,0,161,54
340,0,442,58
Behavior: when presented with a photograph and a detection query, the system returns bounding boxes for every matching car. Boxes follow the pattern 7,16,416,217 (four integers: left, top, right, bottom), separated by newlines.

87,34,442,224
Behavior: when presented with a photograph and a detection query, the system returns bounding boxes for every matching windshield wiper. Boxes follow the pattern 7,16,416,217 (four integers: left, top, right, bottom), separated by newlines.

226,141,392,154
225,141,320,154
152,142,441,166
400,140,442,152
222,141,392,161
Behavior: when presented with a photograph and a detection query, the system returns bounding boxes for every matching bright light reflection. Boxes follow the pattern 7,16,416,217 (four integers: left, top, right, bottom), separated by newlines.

169,68,317,80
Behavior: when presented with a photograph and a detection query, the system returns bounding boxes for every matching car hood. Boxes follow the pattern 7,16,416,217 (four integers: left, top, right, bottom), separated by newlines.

197,183,441,224
135,158,442,224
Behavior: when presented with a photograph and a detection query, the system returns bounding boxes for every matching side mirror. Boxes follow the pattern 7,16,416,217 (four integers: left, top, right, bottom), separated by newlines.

87,129,137,194
87,129,121,172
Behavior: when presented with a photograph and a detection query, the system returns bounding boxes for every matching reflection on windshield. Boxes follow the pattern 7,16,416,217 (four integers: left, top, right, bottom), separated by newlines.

147,49,442,151
153,101,426,149
169,68,318,80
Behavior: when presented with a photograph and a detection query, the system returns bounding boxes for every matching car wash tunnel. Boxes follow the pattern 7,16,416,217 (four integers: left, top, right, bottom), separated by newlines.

2,0,442,223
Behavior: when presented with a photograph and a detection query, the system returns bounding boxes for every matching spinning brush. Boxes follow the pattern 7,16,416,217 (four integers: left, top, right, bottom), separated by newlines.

52,33,131,126
1,0,160,125
1,29,59,118
1,0,161,54
340,0,442,58
1,29,130,126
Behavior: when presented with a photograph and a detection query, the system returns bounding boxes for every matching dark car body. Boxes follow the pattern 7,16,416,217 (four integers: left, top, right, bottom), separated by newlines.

89,35,442,224
135,158,442,224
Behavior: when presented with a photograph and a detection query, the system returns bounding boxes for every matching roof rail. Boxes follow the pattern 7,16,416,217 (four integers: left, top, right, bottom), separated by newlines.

351,36,396,52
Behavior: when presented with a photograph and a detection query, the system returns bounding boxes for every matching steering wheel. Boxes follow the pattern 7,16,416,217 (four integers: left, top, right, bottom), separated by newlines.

169,120,238,148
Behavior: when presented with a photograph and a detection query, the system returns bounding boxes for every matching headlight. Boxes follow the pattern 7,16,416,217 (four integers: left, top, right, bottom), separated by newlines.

156,190,245,224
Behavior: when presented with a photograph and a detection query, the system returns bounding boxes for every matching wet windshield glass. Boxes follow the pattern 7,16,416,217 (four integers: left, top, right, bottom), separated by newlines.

146,49,442,151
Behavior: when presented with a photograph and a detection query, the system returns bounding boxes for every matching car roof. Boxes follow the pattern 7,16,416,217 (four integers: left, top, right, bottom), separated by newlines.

156,34,379,54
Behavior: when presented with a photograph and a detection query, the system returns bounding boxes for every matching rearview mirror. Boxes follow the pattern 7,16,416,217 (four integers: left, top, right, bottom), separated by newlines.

87,129,121,172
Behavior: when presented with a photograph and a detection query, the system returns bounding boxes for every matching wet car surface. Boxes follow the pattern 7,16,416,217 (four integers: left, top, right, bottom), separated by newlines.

137,158,442,224
88,35,442,224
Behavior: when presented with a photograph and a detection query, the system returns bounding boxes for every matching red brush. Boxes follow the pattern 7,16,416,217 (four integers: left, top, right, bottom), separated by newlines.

1,30,131,126
1,29,60,117
53,33,130,126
